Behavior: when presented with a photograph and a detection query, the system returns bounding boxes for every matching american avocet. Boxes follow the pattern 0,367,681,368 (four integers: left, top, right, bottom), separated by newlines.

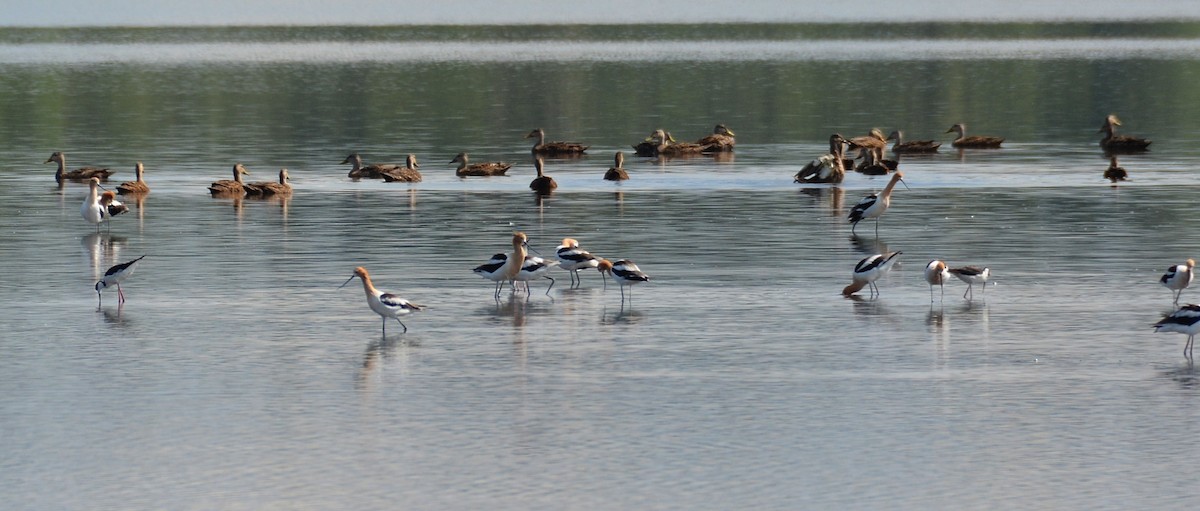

515,254,559,295
529,157,558,194
1155,304,1200,358
1161,259,1195,305
245,169,292,196
526,128,589,155
604,152,629,181
946,123,1004,148
848,171,907,235
1104,157,1128,184
46,151,112,183
116,162,149,194
209,163,250,195
1099,114,1151,152
339,266,423,334
842,251,902,297
924,260,951,302
474,253,510,298
795,134,847,184
556,238,601,287
949,266,990,300
381,154,422,183
597,258,649,305
695,124,736,152
886,130,940,154
81,177,105,230
450,153,512,177
99,191,129,222
96,255,145,306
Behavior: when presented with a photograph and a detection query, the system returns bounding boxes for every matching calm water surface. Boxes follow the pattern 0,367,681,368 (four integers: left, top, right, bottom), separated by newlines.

3,25,1200,510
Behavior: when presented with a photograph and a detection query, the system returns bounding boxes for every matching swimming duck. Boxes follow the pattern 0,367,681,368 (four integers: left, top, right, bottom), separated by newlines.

46,152,113,183
342,153,407,179
845,129,888,163
209,163,250,196
526,128,588,155
450,153,512,177
632,130,662,156
946,123,1004,148
116,162,150,195
696,124,736,152
604,151,629,181
653,129,708,156
380,154,423,183
1099,114,1151,152
1103,156,1128,184
529,157,557,194
855,149,896,176
794,134,847,184
886,130,940,154
245,168,292,196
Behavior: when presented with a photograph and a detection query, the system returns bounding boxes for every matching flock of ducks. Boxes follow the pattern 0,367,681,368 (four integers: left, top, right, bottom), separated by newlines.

59,117,1198,356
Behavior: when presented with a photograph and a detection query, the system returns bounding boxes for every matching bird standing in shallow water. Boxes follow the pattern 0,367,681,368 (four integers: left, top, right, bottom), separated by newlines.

529,157,557,194
949,266,990,301
597,258,649,306
1154,304,1200,359
924,260,951,302
99,191,129,222
339,266,423,335
842,251,902,298
1161,259,1195,305
96,255,145,306
81,177,105,230
848,172,907,235
556,238,601,287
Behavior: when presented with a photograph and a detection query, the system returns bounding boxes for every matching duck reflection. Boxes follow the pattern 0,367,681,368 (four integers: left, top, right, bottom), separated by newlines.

797,186,844,215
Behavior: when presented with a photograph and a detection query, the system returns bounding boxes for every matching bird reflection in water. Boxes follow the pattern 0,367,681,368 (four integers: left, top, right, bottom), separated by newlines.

849,234,889,257
601,307,644,325
82,232,127,280
796,186,844,216
99,302,129,325
357,337,415,393
1162,360,1198,390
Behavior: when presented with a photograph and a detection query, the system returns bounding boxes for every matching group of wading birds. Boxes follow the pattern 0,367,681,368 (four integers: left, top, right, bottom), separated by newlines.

58,117,1200,356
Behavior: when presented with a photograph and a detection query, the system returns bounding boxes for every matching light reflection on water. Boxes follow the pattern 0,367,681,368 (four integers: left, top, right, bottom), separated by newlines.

3,28,1200,511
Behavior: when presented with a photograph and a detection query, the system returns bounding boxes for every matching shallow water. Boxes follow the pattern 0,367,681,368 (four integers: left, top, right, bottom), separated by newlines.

3,24,1200,510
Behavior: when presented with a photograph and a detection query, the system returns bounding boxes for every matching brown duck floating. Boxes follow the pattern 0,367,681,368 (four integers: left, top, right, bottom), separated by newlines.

380,154,422,183
632,130,661,156
209,163,250,196
946,123,1004,148
245,168,292,196
342,153,409,179
116,162,150,195
653,129,709,156
886,130,940,153
528,157,557,194
450,152,512,177
1099,114,1151,152
1104,156,1128,184
795,134,847,184
696,124,736,152
604,151,629,181
526,128,588,155
46,151,113,183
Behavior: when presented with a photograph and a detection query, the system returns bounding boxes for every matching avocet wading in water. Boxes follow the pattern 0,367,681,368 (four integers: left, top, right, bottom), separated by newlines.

81,177,106,230
1154,304,1200,359
556,238,601,287
1160,258,1195,305
848,172,907,235
842,251,902,298
96,255,145,306
597,258,649,306
924,260,951,302
339,266,423,334
949,266,990,301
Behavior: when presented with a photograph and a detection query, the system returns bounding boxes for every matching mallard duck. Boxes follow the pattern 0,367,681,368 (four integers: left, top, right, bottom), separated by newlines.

526,128,588,155
341,153,408,179
886,130,940,153
529,157,557,194
654,130,708,156
1099,114,1151,152
604,151,629,181
380,154,423,183
946,123,1004,148
46,152,113,183
632,130,662,156
245,168,292,196
450,153,511,177
1104,157,1128,184
855,149,894,176
116,162,150,195
696,124,736,152
845,129,888,163
209,163,250,196
795,134,847,184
